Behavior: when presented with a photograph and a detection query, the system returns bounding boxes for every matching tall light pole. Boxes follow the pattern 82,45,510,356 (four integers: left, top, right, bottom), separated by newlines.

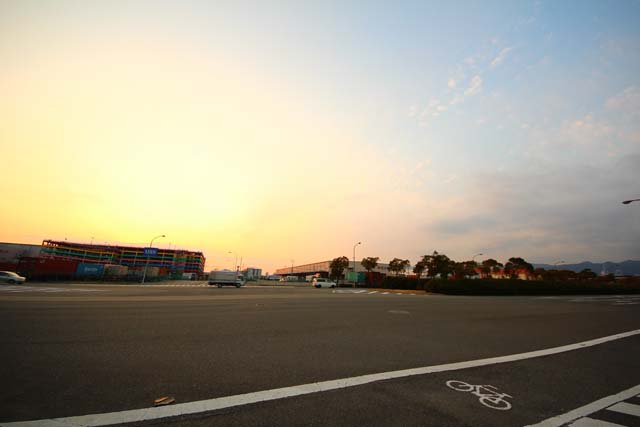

553,260,565,269
141,234,165,284
471,253,483,262
228,251,238,271
622,199,640,205
352,241,361,287
291,259,294,275
229,251,239,284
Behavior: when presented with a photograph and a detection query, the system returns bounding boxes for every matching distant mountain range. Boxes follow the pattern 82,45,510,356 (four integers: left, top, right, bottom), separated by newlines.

533,260,640,275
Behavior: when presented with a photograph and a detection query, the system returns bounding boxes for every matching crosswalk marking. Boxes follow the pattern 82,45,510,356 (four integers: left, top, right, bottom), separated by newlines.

331,289,422,297
570,418,625,426
607,402,640,417
526,385,640,427
568,296,640,306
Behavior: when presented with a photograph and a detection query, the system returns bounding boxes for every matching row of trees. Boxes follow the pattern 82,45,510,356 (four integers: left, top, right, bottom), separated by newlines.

329,252,599,281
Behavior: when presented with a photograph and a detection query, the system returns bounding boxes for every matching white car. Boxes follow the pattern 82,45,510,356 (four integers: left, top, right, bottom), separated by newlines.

312,277,336,288
0,271,26,284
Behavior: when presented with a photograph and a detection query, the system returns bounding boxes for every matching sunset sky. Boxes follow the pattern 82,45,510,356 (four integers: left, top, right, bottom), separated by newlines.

1,1,639,273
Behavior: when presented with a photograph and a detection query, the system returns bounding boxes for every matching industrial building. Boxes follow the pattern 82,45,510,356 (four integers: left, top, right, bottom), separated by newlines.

242,267,262,281
0,240,206,280
40,240,205,274
275,260,390,277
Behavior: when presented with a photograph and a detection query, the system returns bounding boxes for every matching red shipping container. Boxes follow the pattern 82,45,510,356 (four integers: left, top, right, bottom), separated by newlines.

19,257,78,279
0,262,19,272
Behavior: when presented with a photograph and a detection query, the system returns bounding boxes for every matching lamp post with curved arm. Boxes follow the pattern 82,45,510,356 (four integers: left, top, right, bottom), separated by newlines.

352,242,361,287
141,234,165,284
622,199,640,205
472,253,484,262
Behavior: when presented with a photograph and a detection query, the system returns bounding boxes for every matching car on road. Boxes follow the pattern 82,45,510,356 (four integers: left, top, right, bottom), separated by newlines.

0,271,26,284
312,277,336,288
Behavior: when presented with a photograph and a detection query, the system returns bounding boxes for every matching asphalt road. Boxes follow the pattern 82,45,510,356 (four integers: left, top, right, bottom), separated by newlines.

0,282,639,426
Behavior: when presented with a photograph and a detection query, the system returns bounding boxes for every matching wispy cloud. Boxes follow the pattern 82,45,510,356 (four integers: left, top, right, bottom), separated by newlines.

464,75,483,96
447,78,457,89
490,47,513,68
606,86,640,114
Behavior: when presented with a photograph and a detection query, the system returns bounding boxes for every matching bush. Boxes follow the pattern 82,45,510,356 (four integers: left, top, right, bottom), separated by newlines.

424,278,640,295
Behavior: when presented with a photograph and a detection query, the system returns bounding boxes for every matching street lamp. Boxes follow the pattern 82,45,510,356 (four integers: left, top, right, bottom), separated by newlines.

229,251,240,284
622,199,640,205
352,241,361,287
228,251,238,271
141,234,165,284
471,253,484,262
553,260,565,269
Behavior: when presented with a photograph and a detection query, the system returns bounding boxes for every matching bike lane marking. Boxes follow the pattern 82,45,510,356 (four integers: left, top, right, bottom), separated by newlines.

2,329,639,427
524,383,640,427
445,380,513,411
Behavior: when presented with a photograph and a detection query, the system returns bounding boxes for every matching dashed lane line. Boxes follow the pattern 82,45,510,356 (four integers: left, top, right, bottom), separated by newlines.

3,329,639,427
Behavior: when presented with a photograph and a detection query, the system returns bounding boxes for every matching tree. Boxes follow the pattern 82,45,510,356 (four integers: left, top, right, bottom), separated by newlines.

361,257,379,273
533,268,547,280
421,251,454,279
388,258,410,276
453,261,478,279
578,268,597,280
329,256,350,283
503,257,534,279
480,258,503,278
413,260,427,277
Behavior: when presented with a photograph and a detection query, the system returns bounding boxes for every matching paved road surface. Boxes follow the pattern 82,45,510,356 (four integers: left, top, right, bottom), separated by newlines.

0,282,638,426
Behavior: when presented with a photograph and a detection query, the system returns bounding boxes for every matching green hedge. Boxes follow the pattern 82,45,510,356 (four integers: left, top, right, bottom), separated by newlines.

378,277,640,295
377,276,429,290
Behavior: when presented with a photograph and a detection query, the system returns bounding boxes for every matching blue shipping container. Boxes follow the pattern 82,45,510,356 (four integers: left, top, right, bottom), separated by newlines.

76,263,104,276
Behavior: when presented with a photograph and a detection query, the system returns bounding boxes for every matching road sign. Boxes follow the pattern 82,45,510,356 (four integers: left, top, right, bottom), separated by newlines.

143,247,158,256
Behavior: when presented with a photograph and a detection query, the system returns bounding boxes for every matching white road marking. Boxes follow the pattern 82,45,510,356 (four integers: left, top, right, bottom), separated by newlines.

607,401,640,417
368,291,378,294
382,292,389,295
445,381,512,411
387,310,410,315
4,329,640,427
568,296,640,306
0,286,103,293
525,383,640,427
569,418,625,426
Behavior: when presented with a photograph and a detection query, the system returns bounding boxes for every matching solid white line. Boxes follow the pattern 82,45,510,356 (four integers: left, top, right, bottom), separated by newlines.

607,401,640,416
569,417,625,427
525,383,640,427
368,291,378,294
4,329,640,427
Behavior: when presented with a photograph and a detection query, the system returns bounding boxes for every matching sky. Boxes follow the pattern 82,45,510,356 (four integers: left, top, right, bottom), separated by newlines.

1,0,639,273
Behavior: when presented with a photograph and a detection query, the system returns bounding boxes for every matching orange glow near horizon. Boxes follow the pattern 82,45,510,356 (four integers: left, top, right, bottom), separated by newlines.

0,29,398,273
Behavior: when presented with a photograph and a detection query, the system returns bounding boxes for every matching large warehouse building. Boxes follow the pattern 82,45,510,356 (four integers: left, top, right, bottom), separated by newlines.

0,240,205,280
275,260,390,277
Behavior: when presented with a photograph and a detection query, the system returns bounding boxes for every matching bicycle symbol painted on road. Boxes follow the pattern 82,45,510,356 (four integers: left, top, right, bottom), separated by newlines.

446,380,513,411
